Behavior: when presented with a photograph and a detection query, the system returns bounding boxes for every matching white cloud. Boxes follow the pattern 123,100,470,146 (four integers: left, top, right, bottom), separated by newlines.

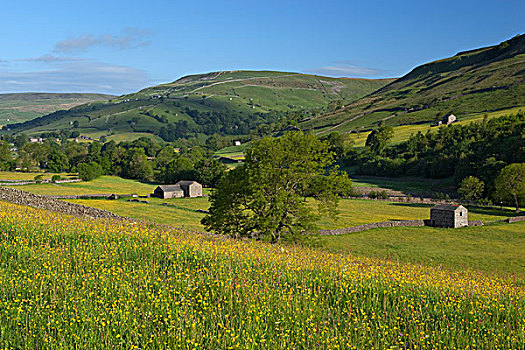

54,27,152,53
18,54,83,63
306,62,386,78
0,59,152,95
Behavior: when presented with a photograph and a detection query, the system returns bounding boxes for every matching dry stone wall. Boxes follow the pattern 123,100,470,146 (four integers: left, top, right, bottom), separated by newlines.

0,187,128,220
319,220,427,235
507,216,525,223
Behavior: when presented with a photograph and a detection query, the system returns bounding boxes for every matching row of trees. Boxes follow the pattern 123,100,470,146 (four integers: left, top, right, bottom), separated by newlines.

348,113,525,208
458,163,525,211
0,136,227,187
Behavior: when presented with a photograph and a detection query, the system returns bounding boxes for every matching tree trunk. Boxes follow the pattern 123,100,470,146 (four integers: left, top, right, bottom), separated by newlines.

513,194,520,213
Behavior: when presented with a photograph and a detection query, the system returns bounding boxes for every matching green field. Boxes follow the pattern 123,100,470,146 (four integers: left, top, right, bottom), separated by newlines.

5,176,156,195
0,93,113,124
0,171,76,182
347,107,525,147
6,173,523,279
7,71,391,139
0,200,523,348
70,197,208,231
320,222,525,278
67,195,519,233
349,176,457,196
63,194,525,279
215,144,248,160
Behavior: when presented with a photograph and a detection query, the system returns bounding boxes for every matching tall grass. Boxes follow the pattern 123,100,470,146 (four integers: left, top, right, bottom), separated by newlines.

0,201,523,348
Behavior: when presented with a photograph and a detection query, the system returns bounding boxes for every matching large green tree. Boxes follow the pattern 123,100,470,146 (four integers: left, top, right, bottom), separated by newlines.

0,141,12,170
458,176,485,203
122,148,153,181
365,126,394,155
494,163,525,212
202,131,352,243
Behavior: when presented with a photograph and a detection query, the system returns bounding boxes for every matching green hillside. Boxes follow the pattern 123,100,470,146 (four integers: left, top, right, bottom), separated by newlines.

5,71,391,140
0,93,113,125
305,34,525,134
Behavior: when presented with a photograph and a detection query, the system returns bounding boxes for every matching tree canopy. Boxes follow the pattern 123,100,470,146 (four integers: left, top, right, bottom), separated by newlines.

494,163,525,212
202,131,352,243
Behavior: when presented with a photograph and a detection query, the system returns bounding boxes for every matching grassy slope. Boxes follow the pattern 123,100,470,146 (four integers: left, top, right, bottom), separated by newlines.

0,93,113,125
6,71,391,138
68,194,519,230
66,194,524,278
347,106,525,147
66,196,525,279
0,201,522,348
4,175,156,195
306,34,525,134
70,198,208,231
319,222,525,278
6,174,523,277
0,171,76,181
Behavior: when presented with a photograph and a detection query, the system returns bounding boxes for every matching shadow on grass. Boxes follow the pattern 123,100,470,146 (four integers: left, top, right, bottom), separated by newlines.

390,202,433,209
390,202,518,218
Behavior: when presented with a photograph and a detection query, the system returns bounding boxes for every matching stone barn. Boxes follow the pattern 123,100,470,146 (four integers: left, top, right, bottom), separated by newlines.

438,114,457,126
429,204,468,228
152,181,202,199
153,185,185,199
176,180,202,198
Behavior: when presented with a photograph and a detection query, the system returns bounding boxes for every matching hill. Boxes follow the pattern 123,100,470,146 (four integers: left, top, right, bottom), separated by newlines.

5,71,391,141
305,34,525,134
0,93,113,125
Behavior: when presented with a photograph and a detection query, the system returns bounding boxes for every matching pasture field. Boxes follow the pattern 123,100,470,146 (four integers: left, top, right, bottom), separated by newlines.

5,176,157,195
0,171,76,182
349,176,456,196
347,107,525,147
69,196,518,232
215,144,248,159
319,222,525,279
0,93,112,124
318,199,516,228
70,197,209,232
64,197,524,278
0,201,523,348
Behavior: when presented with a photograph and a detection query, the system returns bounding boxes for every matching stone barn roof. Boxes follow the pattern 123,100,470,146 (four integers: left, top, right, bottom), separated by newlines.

156,185,184,193
175,180,197,187
432,204,466,211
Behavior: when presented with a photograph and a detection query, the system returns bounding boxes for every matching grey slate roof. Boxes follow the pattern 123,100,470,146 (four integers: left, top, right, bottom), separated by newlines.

432,204,465,211
175,180,196,187
156,185,183,193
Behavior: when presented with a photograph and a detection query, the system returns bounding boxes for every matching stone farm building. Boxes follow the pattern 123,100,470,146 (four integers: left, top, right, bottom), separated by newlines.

153,181,203,199
438,114,457,126
430,204,468,228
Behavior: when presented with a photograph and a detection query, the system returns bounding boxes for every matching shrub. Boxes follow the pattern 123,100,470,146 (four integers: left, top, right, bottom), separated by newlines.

51,175,62,183
33,174,44,184
77,162,103,181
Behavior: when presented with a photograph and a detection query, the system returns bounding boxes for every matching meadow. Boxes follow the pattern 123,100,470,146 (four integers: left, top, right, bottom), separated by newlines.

319,222,525,279
0,171,76,182
4,173,523,280
69,196,518,232
0,93,112,125
347,107,525,147
0,201,523,349
70,197,209,232
4,175,157,195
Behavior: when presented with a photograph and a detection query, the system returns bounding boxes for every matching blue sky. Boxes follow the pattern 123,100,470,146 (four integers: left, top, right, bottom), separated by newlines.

0,0,523,95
